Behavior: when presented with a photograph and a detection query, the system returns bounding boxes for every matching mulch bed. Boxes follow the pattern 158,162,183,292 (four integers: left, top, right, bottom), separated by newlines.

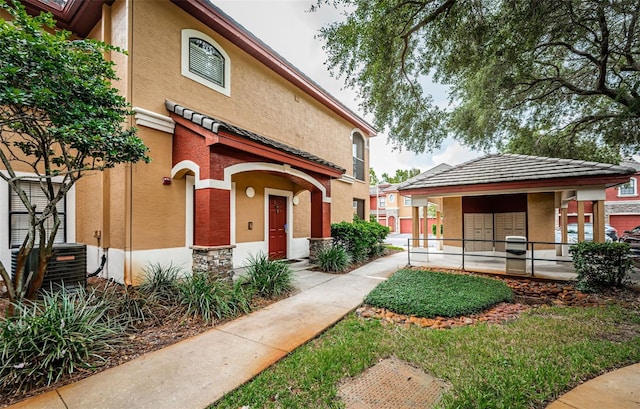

0,277,286,407
355,267,640,329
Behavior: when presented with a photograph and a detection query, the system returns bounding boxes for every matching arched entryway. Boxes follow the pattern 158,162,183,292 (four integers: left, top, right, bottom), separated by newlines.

388,216,396,232
167,100,345,273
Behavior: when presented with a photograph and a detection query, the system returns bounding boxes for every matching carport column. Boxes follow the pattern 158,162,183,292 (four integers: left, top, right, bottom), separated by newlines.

192,187,234,278
592,200,605,243
577,201,586,242
436,210,443,250
422,206,429,248
560,207,568,243
557,206,568,256
309,190,332,264
411,206,420,248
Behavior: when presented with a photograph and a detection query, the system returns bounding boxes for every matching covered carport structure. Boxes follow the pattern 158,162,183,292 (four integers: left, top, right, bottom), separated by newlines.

397,154,635,266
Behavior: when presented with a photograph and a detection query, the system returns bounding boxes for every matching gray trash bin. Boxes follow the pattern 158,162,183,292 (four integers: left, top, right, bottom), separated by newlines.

505,236,527,275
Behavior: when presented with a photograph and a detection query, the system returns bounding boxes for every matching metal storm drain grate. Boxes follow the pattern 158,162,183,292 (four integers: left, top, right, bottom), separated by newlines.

338,357,449,409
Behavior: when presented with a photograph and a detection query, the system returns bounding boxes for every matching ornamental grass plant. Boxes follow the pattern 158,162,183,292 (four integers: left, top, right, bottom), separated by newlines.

178,273,252,323
242,253,293,298
0,288,124,394
138,262,183,305
316,244,352,273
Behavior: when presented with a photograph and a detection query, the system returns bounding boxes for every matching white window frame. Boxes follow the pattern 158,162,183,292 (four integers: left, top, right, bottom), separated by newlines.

403,196,411,206
1,174,75,272
9,180,66,248
378,196,386,208
181,29,231,97
618,177,637,197
351,130,365,181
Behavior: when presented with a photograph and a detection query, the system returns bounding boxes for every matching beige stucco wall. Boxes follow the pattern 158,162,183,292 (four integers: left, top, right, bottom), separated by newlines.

443,196,463,246
74,172,104,248
397,194,413,217
76,0,371,252
382,191,398,211
129,0,370,175
293,191,311,238
74,167,128,251
527,192,555,249
331,180,370,222
132,0,369,216
130,128,186,250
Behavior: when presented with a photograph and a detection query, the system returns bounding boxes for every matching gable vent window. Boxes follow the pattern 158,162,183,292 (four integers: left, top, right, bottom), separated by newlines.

181,29,231,96
189,38,225,87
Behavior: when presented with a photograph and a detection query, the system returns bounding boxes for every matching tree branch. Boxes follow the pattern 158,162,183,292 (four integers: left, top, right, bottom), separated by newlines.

623,2,639,70
400,0,456,39
536,41,599,65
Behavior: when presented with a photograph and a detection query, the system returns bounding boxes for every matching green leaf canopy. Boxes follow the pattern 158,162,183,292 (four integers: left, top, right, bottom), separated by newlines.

316,0,640,162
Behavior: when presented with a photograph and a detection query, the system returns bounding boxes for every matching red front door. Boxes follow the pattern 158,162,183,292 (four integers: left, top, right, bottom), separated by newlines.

268,195,287,259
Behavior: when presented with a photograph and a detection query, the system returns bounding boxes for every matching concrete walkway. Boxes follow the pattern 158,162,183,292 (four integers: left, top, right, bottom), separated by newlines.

8,252,406,409
546,363,640,409
8,251,639,409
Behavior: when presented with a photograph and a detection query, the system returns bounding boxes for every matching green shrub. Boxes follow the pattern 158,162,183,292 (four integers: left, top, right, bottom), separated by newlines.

0,288,124,393
569,241,633,292
138,262,183,305
317,244,352,273
178,273,252,323
331,219,390,262
242,253,293,298
369,243,388,258
364,269,513,317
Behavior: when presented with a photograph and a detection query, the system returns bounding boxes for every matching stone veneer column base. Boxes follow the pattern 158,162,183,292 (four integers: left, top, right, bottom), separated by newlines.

307,238,334,264
191,245,236,279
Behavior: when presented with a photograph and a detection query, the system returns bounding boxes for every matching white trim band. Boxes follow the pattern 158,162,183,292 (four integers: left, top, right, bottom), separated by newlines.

133,107,175,134
171,160,332,203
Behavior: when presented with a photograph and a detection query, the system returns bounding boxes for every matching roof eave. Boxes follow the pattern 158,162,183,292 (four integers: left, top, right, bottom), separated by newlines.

166,100,346,178
22,0,113,37
400,174,634,196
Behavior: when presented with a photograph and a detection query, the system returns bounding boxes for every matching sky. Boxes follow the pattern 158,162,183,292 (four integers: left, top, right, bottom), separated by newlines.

214,0,482,177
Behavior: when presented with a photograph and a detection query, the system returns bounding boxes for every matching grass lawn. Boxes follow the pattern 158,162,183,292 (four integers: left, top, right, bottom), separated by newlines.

365,269,513,317
212,270,640,409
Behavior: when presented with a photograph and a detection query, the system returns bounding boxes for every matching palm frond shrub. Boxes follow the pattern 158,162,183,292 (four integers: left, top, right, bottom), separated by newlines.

0,288,124,393
138,262,183,305
178,273,252,322
242,253,293,298
317,244,352,273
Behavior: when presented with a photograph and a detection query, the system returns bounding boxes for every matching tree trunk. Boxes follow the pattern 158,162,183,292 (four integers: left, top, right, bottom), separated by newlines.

0,261,16,315
13,246,30,299
26,246,52,300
